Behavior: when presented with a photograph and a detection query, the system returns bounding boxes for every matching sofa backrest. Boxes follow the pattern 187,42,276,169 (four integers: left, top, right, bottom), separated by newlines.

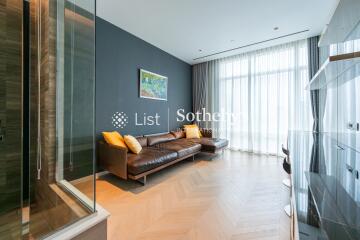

136,136,148,147
147,133,175,146
170,130,185,139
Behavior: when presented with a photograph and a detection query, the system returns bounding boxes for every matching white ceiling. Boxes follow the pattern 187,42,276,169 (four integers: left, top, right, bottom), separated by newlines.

97,0,340,65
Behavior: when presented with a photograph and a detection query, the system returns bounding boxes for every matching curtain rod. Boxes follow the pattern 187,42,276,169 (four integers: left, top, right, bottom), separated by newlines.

193,29,310,61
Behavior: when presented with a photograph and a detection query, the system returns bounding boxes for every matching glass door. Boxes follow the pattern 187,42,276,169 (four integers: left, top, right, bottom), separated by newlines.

0,0,24,239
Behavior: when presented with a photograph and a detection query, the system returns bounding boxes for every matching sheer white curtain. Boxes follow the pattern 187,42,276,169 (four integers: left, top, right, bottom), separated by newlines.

215,40,312,155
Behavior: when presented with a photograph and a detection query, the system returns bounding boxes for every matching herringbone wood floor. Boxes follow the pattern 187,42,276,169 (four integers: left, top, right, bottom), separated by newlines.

76,150,290,240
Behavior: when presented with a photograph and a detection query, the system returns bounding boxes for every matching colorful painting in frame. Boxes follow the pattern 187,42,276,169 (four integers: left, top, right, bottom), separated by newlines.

139,69,168,101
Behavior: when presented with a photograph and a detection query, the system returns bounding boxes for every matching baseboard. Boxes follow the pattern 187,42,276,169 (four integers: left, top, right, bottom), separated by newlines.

97,170,109,178
70,171,109,185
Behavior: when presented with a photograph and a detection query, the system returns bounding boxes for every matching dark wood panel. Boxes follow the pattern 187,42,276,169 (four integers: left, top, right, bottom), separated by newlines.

0,0,23,239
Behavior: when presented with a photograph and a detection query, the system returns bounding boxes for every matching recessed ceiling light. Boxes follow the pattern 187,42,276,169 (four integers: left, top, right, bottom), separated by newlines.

274,27,279,31
230,39,235,42
198,49,202,52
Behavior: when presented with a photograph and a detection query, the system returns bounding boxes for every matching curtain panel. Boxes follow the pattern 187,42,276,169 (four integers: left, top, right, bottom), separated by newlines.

308,36,327,133
192,40,313,155
192,61,220,129
192,62,208,127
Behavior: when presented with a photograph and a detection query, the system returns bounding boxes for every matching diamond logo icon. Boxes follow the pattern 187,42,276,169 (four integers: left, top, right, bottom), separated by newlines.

112,112,129,129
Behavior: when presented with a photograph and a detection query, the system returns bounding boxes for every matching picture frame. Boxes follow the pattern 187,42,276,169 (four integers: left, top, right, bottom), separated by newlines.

139,69,168,101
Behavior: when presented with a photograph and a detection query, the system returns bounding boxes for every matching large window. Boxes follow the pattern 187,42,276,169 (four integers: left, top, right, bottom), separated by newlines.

217,40,312,155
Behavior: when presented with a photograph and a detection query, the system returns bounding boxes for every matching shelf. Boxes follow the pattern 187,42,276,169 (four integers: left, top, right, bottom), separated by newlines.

305,51,360,90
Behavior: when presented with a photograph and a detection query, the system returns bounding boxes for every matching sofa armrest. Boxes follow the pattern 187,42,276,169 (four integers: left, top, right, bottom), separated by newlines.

200,128,213,138
98,141,128,179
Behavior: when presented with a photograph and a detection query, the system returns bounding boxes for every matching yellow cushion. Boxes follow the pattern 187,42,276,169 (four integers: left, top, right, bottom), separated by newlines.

184,124,202,137
185,127,201,139
124,135,142,154
102,131,128,150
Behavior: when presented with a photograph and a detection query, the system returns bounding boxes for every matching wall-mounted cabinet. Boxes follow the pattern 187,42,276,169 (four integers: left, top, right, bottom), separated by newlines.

306,51,360,90
319,0,360,47
319,18,360,154
289,1,360,239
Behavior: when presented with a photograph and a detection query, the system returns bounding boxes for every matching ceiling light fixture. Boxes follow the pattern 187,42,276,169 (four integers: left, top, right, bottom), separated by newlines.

198,49,202,52
274,27,279,31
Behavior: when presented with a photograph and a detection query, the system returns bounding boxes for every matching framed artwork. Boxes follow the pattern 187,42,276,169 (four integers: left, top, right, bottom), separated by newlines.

139,69,168,101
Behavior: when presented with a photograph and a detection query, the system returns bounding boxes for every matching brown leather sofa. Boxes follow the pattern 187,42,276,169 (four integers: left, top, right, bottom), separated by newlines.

98,129,228,184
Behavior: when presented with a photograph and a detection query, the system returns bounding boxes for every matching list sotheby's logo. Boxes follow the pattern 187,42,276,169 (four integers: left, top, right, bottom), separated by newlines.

111,111,161,129
111,108,241,130
112,112,129,129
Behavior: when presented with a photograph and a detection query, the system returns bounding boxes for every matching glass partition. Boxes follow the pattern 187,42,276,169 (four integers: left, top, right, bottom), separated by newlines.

27,0,96,238
315,12,360,240
56,0,96,201
0,0,95,238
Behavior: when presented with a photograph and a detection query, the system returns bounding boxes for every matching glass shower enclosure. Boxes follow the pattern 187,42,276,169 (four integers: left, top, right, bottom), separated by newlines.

0,0,96,239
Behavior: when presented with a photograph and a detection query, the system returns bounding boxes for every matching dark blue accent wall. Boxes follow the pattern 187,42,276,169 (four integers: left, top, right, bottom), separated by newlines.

96,17,192,138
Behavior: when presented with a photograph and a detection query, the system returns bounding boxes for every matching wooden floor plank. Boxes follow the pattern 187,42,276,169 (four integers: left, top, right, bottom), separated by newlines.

75,150,290,240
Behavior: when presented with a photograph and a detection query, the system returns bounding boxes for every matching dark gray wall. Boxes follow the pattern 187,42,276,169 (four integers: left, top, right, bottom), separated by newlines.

96,17,192,137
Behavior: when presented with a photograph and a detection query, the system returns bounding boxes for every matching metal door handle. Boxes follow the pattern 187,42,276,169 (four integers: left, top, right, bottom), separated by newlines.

355,170,359,179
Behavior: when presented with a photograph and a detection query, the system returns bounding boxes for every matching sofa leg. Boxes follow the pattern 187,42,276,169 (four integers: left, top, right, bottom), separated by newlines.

137,176,147,186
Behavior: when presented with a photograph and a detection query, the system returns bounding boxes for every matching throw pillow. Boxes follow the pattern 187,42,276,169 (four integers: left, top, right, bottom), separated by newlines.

124,135,142,154
185,127,200,139
184,124,202,137
102,131,128,150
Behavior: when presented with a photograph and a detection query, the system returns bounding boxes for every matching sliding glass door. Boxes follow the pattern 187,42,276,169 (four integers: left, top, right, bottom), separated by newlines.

217,40,312,155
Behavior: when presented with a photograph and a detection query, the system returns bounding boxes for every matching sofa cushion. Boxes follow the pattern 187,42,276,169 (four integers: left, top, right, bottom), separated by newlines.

147,133,175,146
170,130,185,139
155,138,201,158
190,137,228,153
127,148,178,175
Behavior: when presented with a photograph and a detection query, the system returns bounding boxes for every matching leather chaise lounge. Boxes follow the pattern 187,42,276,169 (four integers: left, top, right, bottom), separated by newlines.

98,129,228,184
